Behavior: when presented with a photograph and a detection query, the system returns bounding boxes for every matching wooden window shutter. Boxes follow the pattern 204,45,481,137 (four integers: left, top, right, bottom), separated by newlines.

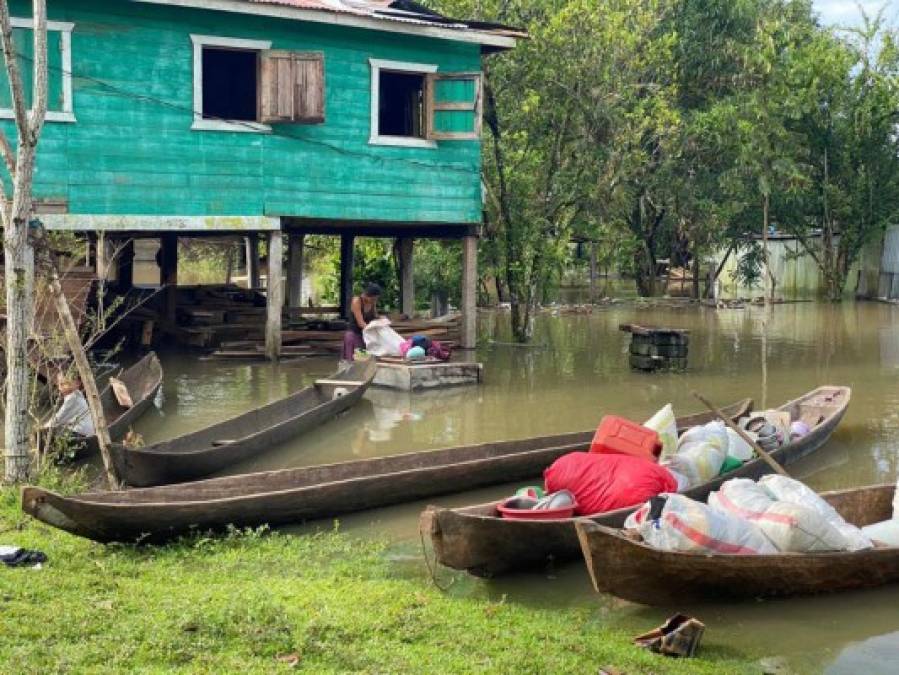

259,51,325,124
426,72,482,141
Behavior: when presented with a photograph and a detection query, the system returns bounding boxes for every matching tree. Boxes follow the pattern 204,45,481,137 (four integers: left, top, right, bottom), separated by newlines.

2,0,49,482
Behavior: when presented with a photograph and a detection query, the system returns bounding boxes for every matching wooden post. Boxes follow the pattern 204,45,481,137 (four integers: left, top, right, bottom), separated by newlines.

339,233,355,319
461,235,477,349
287,232,304,309
96,232,110,280
160,233,178,324
116,238,133,289
245,233,260,290
265,230,284,361
398,237,414,317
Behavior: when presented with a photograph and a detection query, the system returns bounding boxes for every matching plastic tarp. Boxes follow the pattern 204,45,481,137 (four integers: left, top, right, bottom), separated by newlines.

544,452,678,516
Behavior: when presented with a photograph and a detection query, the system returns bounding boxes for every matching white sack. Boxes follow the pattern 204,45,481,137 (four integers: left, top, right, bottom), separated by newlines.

759,475,872,551
758,501,850,552
708,478,775,520
362,317,406,357
678,421,728,453
862,520,899,547
644,404,678,459
626,493,776,555
725,427,754,462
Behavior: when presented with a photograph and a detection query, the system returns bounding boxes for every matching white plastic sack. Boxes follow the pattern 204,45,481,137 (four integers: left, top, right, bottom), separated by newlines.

862,520,899,547
626,493,776,555
678,421,728,453
362,317,405,357
644,404,678,459
664,442,725,488
759,475,872,551
708,478,775,520
725,427,754,462
759,501,850,552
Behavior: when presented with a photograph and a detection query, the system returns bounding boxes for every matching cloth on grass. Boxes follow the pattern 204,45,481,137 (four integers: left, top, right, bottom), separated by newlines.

0,546,47,567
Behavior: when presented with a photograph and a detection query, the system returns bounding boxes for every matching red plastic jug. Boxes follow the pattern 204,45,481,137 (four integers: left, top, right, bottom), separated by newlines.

590,415,662,461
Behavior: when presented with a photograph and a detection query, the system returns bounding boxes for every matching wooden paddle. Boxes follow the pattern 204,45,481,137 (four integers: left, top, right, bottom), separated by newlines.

691,391,789,476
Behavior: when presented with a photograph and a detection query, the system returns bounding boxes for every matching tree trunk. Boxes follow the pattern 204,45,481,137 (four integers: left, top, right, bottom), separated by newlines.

3,223,34,482
762,193,771,307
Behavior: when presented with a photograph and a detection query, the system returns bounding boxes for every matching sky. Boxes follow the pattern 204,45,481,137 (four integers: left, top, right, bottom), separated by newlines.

813,0,898,26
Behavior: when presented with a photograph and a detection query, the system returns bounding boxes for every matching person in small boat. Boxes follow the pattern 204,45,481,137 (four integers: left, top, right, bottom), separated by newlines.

342,283,382,361
45,373,95,438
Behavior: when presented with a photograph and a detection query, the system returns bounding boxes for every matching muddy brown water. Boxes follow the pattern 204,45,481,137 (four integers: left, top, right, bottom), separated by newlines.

120,301,899,672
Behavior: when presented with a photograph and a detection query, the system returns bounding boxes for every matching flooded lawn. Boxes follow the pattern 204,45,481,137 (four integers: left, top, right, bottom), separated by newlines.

132,300,899,673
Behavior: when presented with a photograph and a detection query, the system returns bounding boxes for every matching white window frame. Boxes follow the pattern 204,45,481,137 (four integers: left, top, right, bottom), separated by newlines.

369,58,437,149
0,18,75,123
190,34,272,133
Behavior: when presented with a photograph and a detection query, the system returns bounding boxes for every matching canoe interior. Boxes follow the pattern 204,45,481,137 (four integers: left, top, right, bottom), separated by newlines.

450,386,848,522
135,359,376,457
575,484,898,604
51,397,751,507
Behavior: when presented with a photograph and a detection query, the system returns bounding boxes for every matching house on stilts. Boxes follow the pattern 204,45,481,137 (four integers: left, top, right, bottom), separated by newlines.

9,0,524,357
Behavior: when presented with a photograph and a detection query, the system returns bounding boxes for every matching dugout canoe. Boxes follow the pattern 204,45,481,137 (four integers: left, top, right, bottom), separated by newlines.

576,482,897,604
20,398,752,544
108,359,378,487
421,386,850,577
44,352,163,460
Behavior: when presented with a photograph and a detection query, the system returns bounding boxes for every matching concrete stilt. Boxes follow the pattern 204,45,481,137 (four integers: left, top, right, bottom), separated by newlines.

398,237,414,317
266,231,284,361
287,233,304,309
461,235,477,349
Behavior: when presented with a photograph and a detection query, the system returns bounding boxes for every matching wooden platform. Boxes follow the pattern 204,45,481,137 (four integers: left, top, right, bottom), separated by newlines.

373,359,483,391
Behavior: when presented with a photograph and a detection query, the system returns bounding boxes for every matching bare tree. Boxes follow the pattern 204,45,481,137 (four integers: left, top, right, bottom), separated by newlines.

2,1,48,482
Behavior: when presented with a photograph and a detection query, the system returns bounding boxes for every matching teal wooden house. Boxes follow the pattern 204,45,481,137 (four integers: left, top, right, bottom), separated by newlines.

9,0,523,355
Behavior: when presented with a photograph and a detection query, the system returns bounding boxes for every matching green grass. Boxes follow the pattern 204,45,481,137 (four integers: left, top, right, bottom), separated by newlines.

0,477,761,674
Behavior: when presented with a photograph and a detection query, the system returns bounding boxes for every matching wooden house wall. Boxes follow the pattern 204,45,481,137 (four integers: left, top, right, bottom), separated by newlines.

4,0,484,227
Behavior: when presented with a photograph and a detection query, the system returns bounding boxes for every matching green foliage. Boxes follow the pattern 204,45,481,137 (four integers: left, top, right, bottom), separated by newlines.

0,482,759,673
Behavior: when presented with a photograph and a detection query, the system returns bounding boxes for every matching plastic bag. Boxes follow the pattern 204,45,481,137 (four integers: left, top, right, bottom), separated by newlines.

625,493,776,555
662,441,725,489
725,427,754,461
544,452,678,515
362,317,406,357
758,501,850,552
644,404,678,459
759,475,872,551
678,421,728,453
708,479,775,521
862,520,899,546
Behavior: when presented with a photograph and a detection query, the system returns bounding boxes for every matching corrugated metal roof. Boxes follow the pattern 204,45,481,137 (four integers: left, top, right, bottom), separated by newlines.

243,0,525,37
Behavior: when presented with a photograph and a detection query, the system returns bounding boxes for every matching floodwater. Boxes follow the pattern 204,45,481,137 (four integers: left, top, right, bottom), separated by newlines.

125,300,899,673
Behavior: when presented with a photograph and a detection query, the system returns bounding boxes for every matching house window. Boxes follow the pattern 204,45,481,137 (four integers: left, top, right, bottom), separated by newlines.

369,59,437,148
0,18,75,123
191,35,272,133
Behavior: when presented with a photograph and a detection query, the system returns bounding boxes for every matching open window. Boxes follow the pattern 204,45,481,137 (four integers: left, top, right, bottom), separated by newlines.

191,35,325,132
0,18,75,123
369,59,482,147
426,72,482,140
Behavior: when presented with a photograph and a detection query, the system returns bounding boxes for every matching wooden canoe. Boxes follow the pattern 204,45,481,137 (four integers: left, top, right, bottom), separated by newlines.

44,352,163,460
421,386,850,577
20,398,752,544
576,483,897,604
108,359,379,487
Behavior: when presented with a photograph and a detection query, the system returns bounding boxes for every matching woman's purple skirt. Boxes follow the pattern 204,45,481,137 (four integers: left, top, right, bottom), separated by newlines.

342,331,365,360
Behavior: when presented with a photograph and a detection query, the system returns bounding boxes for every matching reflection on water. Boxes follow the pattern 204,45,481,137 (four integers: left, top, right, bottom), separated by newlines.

129,301,899,672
